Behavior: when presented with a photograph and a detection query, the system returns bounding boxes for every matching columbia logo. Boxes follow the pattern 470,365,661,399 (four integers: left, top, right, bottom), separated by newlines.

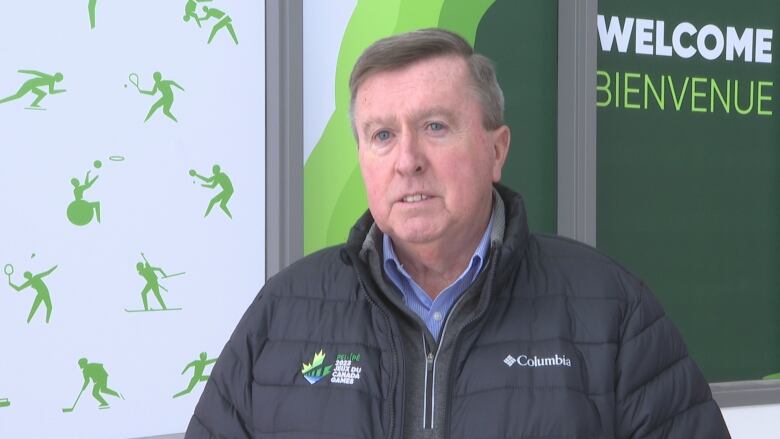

503,355,517,366
504,354,572,368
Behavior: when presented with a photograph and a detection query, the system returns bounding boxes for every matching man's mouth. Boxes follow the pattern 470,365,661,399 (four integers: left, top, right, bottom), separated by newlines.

401,194,431,203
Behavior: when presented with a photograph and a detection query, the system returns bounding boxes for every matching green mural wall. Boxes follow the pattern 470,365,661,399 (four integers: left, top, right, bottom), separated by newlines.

475,0,558,234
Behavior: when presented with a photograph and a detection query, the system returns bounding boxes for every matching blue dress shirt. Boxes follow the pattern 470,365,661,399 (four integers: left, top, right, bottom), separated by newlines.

382,213,493,340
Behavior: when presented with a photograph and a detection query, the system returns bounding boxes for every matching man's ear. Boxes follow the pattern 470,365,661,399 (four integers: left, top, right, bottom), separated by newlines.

491,125,511,182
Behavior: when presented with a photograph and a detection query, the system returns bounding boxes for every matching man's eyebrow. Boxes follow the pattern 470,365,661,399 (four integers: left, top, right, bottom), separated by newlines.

361,115,398,137
412,106,460,123
360,107,460,137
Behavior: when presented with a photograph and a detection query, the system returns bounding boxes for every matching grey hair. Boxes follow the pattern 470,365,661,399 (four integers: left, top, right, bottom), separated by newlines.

348,28,505,138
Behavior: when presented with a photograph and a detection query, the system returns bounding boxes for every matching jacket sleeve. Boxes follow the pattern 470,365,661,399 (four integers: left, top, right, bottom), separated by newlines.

615,282,731,438
184,291,270,439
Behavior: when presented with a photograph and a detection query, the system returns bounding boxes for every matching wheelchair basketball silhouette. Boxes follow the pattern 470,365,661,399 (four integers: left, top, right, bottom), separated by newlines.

67,167,101,226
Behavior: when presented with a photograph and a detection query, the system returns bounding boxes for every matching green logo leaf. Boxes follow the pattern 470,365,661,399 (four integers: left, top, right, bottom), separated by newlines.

301,349,332,384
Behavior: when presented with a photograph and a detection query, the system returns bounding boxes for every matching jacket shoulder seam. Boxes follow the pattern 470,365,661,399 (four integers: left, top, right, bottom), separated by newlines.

620,353,689,403
208,372,252,436
622,312,666,346
644,397,717,437
190,413,218,438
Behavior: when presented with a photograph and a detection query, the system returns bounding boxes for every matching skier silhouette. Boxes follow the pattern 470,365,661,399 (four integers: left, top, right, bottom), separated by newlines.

8,265,57,323
199,6,238,45
137,255,168,311
138,71,184,122
173,352,217,398
0,70,66,109
190,165,234,219
78,358,124,408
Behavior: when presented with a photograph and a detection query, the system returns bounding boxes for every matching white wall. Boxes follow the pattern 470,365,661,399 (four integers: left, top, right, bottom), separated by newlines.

722,404,780,437
0,1,265,437
303,0,357,164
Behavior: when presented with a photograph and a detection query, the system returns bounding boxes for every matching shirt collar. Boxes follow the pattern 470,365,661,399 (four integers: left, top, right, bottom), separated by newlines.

382,203,495,299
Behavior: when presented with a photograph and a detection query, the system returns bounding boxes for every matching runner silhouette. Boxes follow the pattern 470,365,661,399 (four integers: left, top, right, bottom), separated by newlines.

78,358,124,408
8,265,58,323
199,6,238,45
173,352,217,398
0,71,66,109
190,165,234,219
138,71,184,122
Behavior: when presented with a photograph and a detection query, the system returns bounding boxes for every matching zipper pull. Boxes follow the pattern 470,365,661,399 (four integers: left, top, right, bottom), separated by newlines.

426,352,434,367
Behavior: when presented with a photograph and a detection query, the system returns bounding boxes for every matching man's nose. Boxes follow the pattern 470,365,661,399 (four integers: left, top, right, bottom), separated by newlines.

395,130,426,175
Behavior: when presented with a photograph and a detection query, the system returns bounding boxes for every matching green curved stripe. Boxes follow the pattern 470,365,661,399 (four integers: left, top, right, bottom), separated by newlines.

305,0,494,255
304,0,402,255
437,0,495,44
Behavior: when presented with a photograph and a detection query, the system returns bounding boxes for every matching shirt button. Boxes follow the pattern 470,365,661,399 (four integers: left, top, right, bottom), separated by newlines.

433,311,443,321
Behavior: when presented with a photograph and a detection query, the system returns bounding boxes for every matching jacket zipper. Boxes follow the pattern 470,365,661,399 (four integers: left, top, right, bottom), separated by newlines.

422,290,472,431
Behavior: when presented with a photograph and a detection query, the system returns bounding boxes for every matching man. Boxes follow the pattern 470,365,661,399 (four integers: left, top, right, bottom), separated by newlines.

186,29,730,438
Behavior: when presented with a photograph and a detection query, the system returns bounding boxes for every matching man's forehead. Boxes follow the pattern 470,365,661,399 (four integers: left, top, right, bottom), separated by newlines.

358,55,469,95
355,57,472,119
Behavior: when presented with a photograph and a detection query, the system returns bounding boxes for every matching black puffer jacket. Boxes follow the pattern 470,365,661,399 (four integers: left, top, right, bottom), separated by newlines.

185,186,730,438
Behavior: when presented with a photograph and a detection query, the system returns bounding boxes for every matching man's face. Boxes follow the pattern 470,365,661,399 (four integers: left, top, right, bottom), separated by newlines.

354,55,509,248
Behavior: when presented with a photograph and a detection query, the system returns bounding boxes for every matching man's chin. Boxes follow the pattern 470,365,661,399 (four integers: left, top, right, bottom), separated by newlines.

387,226,442,247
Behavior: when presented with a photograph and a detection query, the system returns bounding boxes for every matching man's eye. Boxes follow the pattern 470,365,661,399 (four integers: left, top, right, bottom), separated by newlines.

428,122,445,131
375,130,391,141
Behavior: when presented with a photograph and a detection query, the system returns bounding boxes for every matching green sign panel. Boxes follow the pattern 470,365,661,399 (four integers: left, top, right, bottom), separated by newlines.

597,0,779,382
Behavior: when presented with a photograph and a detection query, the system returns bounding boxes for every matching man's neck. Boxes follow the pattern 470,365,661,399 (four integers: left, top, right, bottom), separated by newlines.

391,202,492,300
